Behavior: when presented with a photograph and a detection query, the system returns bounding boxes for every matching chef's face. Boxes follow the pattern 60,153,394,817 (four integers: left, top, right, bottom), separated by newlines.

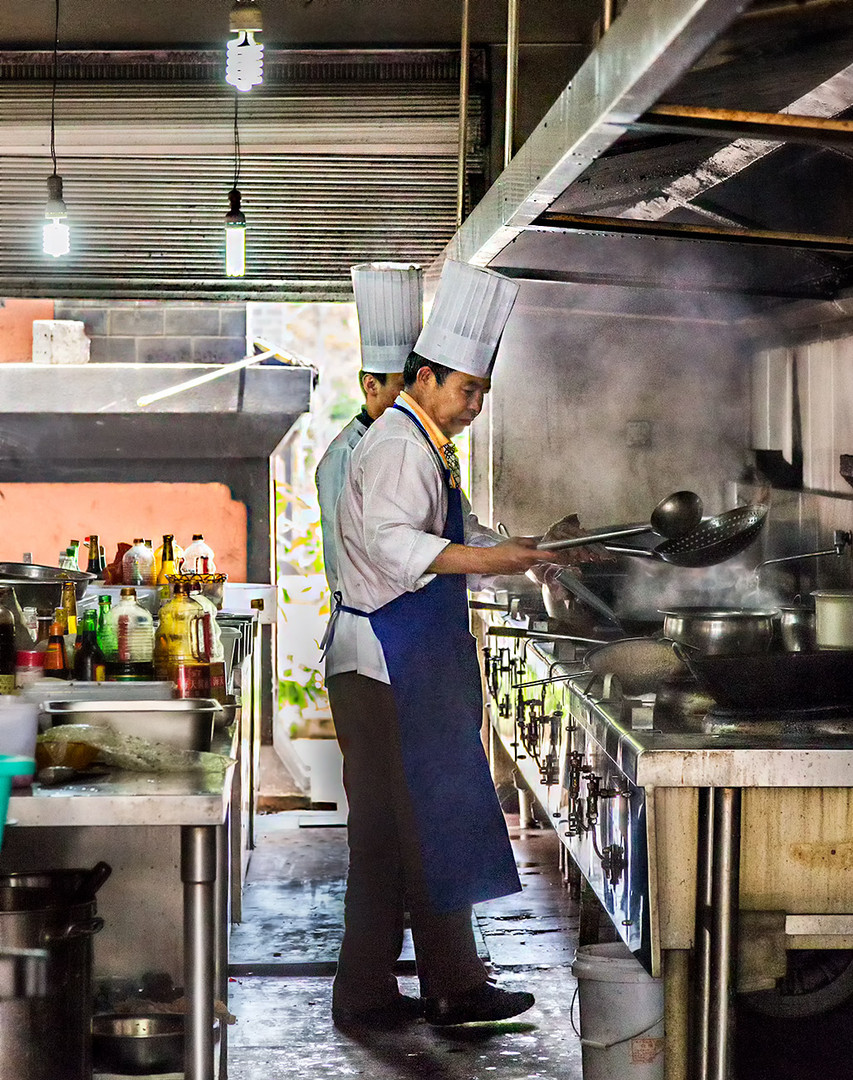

424,370,491,437
362,371,405,418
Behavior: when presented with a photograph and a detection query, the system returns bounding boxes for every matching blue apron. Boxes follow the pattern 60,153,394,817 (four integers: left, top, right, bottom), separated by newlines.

366,404,521,914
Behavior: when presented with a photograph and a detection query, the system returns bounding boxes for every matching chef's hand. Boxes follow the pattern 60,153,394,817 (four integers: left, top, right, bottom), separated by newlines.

527,514,614,582
481,536,555,575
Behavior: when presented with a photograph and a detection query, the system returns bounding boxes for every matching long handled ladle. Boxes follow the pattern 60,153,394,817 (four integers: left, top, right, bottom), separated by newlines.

536,490,703,552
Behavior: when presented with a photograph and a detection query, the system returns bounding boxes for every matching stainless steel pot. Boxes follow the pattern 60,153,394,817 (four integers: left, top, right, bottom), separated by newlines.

92,1013,185,1075
778,606,817,653
0,890,103,1080
811,590,853,650
661,607,778,656
0,862,111,904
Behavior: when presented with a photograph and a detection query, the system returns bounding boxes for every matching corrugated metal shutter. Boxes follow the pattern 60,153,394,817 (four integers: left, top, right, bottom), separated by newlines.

0,51,486,299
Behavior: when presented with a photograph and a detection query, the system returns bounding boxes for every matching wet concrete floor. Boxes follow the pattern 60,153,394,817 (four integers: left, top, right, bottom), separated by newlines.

227,813,584,1079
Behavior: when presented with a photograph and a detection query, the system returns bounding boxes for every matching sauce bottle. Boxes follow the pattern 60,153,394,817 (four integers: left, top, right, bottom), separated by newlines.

0,594,15,695
73,608,107,682
122,539,156,587
155,581,211,698
104,589,155,681
183,535,217,574
43,617,70,679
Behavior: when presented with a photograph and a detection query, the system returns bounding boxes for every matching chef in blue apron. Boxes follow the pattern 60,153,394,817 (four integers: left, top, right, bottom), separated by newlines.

326,261,565,1030
316,262,423,594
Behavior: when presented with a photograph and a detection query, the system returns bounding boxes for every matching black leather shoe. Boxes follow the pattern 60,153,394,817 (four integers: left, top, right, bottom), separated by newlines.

424,982,535,1026
332,994,425,1031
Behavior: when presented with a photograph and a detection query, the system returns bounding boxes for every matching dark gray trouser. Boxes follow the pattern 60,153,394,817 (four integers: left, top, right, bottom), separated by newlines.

327,672,487,1010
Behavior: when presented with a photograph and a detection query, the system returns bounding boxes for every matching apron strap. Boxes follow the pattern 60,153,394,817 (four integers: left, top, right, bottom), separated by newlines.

320,591,369,659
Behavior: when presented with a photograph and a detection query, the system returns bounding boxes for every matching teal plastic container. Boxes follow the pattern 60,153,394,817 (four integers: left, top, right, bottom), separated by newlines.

0,755,35,850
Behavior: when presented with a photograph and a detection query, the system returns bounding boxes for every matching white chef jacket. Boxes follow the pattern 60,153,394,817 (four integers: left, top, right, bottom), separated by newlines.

315,413,369,594
325,398,500,683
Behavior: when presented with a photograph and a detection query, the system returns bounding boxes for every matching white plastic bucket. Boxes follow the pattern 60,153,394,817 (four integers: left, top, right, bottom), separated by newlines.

572,942,665,1080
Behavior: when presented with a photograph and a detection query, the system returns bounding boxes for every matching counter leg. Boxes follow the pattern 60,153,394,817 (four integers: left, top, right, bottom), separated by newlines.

664,949,690,1080
691,787,714,1080
707,787,741,1080
182,824,218,1080
215,815,230,1078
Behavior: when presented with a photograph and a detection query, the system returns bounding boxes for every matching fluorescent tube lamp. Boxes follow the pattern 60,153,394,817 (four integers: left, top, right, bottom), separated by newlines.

225,188,246,277
226,2,264,91
43,173,69,258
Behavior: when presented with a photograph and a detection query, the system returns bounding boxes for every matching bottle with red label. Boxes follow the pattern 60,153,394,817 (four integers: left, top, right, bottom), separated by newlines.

154,581,211,697
188,581,226,702
104,589,155,681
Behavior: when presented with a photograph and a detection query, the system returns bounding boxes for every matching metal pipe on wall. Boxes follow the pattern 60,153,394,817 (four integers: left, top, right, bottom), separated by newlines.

504,0,520,170
602,0,615,32
455,0,470,229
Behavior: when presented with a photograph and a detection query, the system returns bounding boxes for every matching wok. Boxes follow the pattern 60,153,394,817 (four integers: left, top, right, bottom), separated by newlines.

584,637,688,696
605,503,768,568
674,646,853,710
490,627,686,696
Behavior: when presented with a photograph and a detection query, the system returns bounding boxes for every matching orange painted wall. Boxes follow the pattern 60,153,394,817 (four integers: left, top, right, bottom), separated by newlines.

0,299,55,362
0,482,248,579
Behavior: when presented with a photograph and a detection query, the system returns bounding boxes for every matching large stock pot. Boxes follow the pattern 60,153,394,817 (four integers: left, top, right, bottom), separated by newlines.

661,607,777,656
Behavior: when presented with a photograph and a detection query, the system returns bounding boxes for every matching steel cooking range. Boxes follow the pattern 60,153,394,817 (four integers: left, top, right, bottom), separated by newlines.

480,612,853,982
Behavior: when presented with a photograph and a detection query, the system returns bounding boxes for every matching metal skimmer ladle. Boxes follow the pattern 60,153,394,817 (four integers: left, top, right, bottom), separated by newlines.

606,503,769,568
536,490,703,552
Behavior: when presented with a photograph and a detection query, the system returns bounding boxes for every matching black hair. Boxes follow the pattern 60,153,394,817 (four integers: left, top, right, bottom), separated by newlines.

403,351,452,387
358,370,388,392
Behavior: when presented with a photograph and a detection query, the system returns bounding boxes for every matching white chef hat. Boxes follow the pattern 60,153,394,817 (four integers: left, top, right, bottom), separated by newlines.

413,260,520,377
350,262,423,373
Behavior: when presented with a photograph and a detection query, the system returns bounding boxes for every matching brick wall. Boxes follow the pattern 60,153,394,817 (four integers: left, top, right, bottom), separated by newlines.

53,299,247,363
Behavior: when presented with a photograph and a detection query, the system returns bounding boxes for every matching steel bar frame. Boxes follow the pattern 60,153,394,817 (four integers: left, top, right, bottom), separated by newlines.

493,265,835,301
528,212,853,253
442,0,751,267
625,104,853,151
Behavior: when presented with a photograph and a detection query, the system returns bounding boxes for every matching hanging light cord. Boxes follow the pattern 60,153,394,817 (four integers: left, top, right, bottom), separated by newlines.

49,0,60,177
232,91,241,189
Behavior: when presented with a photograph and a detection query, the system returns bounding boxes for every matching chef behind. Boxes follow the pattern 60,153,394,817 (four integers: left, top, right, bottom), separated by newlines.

325,260,591,1031
315,261,423,594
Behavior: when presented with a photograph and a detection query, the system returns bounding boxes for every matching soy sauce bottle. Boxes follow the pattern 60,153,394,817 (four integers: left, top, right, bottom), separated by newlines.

0,591,15,695
73,609,107,682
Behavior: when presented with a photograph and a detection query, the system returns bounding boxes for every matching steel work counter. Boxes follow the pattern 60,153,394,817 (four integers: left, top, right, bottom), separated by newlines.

6,731,237,1080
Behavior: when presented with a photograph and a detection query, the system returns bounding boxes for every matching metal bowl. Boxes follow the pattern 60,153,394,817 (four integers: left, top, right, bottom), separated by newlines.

0,562,94,614
92,1013,184,1075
